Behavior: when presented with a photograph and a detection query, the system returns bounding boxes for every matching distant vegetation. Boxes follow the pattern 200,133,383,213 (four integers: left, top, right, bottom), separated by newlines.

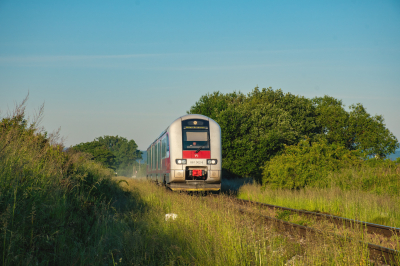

188,87,399,186
72,135,142,177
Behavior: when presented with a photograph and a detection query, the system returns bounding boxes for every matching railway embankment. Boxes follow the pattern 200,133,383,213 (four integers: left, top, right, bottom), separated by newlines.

0,103,131,265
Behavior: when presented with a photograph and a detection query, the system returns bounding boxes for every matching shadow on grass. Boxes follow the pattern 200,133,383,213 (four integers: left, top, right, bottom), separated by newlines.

221,177,254,196
113,179,208,265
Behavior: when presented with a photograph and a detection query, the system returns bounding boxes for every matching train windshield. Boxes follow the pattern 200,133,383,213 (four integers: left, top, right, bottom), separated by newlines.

182,119,210,150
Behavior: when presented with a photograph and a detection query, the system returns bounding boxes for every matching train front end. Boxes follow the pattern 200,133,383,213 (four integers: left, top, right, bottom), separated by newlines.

168,114,221,192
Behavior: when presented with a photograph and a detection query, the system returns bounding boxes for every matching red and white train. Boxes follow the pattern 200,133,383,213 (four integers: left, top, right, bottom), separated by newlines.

146,114,221,192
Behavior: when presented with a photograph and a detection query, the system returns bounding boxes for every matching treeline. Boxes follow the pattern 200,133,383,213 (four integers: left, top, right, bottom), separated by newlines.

188,87,399,186
72,135,142,177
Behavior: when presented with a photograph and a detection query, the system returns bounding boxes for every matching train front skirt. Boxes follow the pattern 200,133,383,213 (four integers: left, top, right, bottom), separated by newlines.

168,181,221,192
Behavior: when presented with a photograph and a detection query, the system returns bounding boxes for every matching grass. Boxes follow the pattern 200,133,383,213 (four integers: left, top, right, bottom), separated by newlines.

0,100,128,265
114,178,301,265
237,159,400,228
238,183,400,228
115,178,388,265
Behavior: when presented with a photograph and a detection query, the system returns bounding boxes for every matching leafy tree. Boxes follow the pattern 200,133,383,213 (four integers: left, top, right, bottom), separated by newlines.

189,87,399,181
95,136,141,170
187,91,245,120
72,141,116,170
189,87,319,180
72,135,141,175
313,96,399,157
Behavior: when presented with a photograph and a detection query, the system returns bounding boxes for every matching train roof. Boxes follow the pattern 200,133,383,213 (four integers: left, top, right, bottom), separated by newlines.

147,114,218,149
147,114,216,150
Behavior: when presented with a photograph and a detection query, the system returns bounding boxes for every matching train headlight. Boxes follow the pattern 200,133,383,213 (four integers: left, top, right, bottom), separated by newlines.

207,159,218,165
176,159,187,164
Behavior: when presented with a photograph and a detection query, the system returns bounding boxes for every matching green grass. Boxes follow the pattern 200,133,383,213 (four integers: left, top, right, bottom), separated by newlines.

238,157,400,228
115,178,301,265
238,183,400,228
116,178,385,265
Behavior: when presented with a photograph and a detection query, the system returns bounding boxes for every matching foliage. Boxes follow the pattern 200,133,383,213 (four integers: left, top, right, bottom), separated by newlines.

72,135,141,175
189,87,320,180
96,135,141,169
187,91,246,121
262,139,361,189
188,87,399,181
0,100,126,265
72,140,117,169
313,95,399,157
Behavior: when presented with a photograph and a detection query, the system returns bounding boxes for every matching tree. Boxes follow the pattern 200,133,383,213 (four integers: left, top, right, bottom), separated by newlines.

72,141,116,170
188,88,399,181
189,87,319,180
72,135,141,174
187,91,245,120
95,135,141,170
313,96,399,157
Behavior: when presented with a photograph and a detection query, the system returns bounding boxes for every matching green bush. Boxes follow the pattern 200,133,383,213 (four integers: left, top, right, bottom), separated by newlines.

262,139,361,189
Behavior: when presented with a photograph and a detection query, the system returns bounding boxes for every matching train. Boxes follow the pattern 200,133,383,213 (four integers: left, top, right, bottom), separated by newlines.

146,114,221,192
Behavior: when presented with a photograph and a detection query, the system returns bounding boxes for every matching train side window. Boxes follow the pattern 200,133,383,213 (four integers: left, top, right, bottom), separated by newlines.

156,142,158,170
166,134,169,157
158,141,161,169
161,137,165,159
164,137,166,158
152,145,155,170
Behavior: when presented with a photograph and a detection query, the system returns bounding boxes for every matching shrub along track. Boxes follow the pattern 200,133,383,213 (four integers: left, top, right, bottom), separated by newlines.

220,196,400,265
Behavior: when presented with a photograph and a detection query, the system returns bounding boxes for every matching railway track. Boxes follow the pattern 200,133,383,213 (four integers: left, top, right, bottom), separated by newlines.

227,197,400,265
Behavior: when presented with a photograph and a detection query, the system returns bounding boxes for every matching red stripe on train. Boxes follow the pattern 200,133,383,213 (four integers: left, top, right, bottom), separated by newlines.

182,150,210,159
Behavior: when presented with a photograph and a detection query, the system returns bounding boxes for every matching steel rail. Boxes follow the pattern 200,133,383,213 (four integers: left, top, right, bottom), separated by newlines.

233,198,400,239
237,208,400,265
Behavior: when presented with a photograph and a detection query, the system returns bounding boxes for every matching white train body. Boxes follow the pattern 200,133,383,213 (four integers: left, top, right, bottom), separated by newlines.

146,114,221,192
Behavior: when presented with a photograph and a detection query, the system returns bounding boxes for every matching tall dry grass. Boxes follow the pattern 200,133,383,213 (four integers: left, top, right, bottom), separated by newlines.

0,99,126,265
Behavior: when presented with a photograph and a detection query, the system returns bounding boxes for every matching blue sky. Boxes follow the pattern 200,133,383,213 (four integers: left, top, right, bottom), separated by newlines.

1,0,399,150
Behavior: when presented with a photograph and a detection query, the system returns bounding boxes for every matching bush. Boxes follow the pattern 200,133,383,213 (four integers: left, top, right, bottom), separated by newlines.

262,139,361,189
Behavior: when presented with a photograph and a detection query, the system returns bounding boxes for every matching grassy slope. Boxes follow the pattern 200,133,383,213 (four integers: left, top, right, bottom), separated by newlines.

0,106,129,265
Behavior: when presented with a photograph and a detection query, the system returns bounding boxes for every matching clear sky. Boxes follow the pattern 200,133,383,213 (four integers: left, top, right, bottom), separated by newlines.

1,0,399,150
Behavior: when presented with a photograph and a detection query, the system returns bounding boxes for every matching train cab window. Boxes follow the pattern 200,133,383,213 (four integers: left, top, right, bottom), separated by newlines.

182,119,210,150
